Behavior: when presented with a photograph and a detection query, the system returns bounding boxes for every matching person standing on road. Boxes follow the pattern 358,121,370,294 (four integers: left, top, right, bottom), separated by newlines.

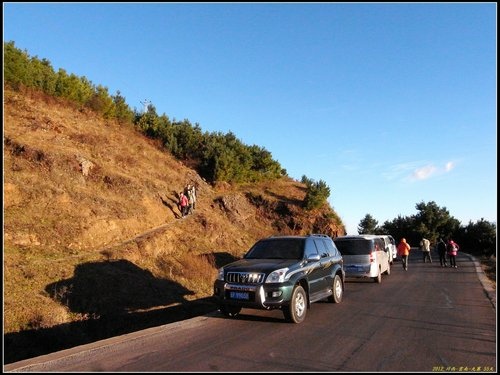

447,239,460,268
420,237,432,263
397,238,411,271
437,238,448,267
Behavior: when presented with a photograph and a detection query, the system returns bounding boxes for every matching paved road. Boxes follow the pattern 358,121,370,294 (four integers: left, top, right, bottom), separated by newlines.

4,251,496,372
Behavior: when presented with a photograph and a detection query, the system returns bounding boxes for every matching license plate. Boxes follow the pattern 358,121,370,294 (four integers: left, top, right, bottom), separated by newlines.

347,265,363,271
230,291,249,300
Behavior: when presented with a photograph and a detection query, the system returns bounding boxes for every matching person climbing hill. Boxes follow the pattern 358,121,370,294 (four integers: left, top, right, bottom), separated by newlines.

178,191,189,218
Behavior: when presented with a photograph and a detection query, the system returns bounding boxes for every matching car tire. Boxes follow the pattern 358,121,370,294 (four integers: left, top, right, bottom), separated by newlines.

219,305,241,318
385,261,391,275
284,285,307,324
373,268,382,283
328,274,343,303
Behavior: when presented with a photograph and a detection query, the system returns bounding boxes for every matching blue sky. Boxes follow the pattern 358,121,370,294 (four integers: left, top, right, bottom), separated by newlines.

3,3,497,235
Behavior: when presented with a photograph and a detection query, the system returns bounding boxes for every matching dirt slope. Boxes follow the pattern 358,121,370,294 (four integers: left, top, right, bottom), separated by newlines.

3,87,345,362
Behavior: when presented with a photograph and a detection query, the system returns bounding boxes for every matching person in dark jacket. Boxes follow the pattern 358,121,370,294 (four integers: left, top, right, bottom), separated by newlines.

437,238,447,267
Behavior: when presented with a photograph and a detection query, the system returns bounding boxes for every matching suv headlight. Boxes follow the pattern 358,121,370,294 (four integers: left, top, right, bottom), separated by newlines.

217,267,224,281
265,267,289,283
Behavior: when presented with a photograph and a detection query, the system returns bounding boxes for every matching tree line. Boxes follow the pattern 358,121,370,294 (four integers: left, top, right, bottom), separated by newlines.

357,201,496,258
4,41,285,185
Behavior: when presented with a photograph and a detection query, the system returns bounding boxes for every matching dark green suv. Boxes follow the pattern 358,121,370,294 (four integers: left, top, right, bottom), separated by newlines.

213,234,345,323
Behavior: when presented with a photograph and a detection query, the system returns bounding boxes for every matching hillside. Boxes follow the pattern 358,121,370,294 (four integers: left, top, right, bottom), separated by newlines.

3,86,345,362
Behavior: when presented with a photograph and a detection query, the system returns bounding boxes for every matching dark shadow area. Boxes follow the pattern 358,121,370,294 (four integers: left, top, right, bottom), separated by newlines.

46,259,194,316
293,182,308,193
211,310,287,324
243,192,300,233
212,251,240,269
160,190,182,219
264,189,303,207
224,313,287,324
344,278,382,283
4,259,217,364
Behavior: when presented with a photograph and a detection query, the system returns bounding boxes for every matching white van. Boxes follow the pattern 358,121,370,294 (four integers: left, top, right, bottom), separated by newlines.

379,235,397,263
333,234,391,283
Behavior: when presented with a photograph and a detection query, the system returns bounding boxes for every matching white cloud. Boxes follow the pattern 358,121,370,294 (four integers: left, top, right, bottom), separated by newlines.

445,161,455,172
409,161,456,182
412,165,437,181
383,161,423,181
379,160,457,183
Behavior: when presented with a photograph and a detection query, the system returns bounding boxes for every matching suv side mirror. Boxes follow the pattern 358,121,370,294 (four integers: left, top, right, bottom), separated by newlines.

307,254,321,262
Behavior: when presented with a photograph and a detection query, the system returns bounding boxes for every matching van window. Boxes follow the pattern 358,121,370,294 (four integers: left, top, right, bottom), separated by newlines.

334,239,374,255
375,238,386,251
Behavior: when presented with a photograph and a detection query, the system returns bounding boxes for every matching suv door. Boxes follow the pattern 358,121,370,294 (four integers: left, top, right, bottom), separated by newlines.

303,239,327,296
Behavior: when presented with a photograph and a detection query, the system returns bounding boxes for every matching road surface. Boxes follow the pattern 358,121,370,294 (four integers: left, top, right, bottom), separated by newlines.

5,251,496,372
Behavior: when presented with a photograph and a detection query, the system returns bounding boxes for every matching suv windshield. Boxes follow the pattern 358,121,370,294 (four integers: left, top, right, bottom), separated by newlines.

244,238,305,260
335,239,373,255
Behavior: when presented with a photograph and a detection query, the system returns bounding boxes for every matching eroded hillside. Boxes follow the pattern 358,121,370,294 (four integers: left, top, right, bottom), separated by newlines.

3,87,345,362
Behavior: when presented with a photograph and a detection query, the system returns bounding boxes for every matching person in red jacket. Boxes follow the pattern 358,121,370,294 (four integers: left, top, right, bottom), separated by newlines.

178,191,189,218
447,239,460,268
397,238,411,271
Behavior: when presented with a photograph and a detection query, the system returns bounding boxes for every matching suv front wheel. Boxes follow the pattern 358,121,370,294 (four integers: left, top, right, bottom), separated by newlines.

283,285,307,324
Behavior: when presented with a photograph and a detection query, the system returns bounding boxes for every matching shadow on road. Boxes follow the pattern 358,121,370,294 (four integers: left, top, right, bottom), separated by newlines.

4,259,218,364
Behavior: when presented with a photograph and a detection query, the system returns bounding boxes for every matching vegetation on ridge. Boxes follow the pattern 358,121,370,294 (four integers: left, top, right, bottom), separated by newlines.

4,41,286,186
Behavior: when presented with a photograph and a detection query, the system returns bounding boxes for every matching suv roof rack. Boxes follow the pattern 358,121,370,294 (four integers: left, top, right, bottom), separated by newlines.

309,233,329,238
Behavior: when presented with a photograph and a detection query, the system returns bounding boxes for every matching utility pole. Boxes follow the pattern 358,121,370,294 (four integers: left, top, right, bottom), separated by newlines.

140,99,151,113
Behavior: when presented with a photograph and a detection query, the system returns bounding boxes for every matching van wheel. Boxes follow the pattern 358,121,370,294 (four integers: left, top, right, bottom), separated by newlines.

284,285,307,323
385,261,391,275
373,268,382,283
328,274,343,303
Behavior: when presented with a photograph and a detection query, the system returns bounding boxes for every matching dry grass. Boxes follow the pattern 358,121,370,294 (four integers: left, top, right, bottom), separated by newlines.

480,255,496,289
4,87,345,363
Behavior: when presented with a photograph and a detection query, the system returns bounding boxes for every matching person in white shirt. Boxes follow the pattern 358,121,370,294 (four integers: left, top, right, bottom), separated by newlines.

420,238,432,263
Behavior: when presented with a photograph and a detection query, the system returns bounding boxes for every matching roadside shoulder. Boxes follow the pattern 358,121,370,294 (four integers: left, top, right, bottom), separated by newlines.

467,253,496,310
